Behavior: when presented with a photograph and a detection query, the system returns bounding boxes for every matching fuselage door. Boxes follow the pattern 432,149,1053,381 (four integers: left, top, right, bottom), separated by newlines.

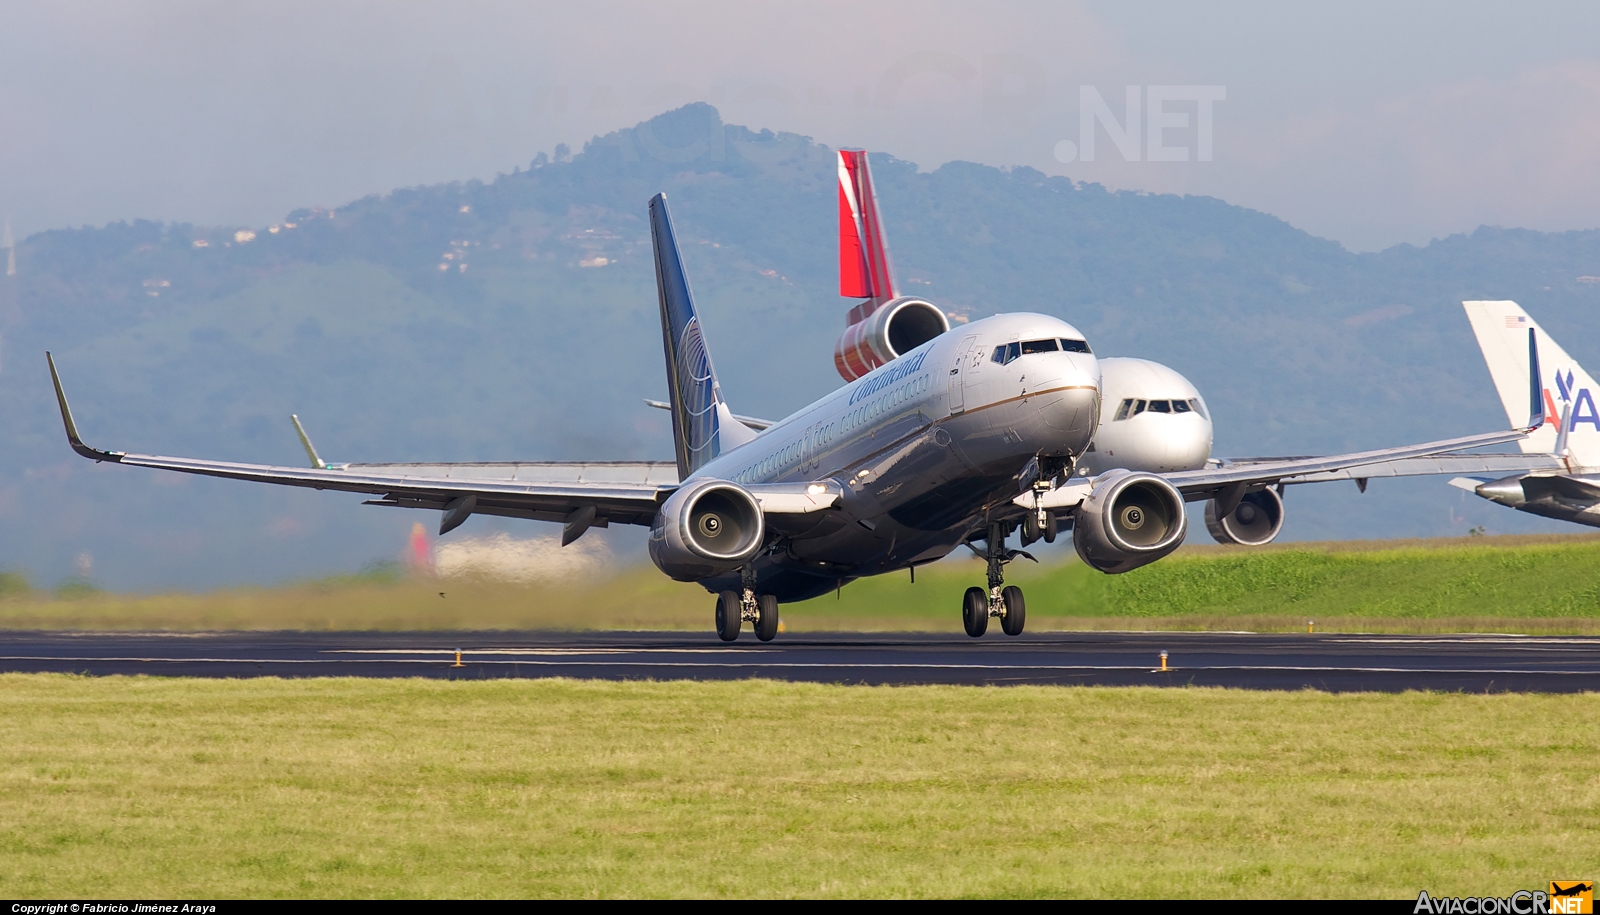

949,336,978,414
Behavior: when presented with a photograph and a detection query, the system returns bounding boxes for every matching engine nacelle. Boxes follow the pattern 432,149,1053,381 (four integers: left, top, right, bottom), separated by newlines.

1204,488,1285,546
1073,470,1188,574
648,479,766,581
834,296,949,381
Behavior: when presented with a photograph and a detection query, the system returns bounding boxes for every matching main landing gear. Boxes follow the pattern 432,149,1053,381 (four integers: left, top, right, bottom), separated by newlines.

962,520,1033,637
715,568,779,642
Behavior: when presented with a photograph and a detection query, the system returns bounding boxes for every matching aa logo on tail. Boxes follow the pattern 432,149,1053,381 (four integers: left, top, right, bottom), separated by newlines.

1543,368,1600,432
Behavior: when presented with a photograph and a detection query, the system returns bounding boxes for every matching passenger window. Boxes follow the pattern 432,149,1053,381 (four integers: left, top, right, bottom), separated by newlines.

1172,399,1191,413
1149,400,1171,413
1059,338,1092,354
1113,398,1134,421
1020,339,1059,355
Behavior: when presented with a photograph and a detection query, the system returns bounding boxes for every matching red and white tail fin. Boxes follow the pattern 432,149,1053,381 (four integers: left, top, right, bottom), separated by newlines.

833,151,947,381
838,149,897,312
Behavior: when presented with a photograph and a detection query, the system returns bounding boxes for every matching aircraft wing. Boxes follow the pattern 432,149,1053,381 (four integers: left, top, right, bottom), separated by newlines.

49,354,841,540
1027,427,1532,512
1160,428,1532,499
1271,452,1565,485
49,353,677,537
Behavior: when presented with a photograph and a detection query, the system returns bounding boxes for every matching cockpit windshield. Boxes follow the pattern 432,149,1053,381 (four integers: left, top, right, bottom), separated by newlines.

993,338,1091,365
1112,398,1206,420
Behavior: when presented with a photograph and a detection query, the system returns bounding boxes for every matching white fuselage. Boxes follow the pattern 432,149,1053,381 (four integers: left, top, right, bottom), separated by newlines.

1077,356,1213,476
685,312,1101,600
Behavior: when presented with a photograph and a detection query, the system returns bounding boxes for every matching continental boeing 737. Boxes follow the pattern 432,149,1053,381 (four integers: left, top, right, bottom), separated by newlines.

46,193,1543,641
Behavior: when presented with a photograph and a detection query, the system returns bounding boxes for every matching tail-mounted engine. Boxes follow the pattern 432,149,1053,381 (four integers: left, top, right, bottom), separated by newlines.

1073,470,1188,573
834,296,950,381
1204,488,1284,546
833,149,949,381
648,479,766,581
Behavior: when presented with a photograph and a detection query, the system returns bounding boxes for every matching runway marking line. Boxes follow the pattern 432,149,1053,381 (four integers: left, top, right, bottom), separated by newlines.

0,656,1596,677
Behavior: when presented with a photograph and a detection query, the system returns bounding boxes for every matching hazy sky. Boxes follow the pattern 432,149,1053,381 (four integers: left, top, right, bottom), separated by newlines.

3,1,1598,251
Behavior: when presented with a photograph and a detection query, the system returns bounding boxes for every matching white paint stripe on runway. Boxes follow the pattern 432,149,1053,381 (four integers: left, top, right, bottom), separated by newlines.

1,656,1597,676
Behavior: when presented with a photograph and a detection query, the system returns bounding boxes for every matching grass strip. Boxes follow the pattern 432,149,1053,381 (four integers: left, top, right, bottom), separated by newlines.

1,674,1595,898
2,533,1599,632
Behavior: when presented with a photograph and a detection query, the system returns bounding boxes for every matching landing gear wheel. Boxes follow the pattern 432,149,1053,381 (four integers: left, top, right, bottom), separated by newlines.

755,593,780,642
1042,513,1057,544
1001,585,1026,636
1021,512,1041,546
715,590,742,641
962,586,989,637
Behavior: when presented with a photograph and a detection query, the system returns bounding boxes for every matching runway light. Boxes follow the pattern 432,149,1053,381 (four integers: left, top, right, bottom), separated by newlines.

453,648,464,668
1160,650,1168,672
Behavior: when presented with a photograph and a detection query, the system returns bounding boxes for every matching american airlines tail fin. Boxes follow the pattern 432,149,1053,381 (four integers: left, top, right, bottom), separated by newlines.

838,150,898,319
648,193,756,478
1464,300,1600,468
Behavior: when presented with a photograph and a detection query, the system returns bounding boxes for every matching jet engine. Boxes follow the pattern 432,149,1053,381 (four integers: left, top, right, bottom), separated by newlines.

1204,488,1285,546
648,479,766,581
1073,470,1188,573
834,296,949,381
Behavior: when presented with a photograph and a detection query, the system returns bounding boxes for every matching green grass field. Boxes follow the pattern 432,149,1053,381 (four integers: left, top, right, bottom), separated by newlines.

3,533,1600,633
2,675,1596,898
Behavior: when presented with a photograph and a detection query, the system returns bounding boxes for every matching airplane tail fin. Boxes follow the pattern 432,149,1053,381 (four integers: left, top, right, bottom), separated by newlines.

648,193,755,478
1464,300,1600,468
838,150,898,319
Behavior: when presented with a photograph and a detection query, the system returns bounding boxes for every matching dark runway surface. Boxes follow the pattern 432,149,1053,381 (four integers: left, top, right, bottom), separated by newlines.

3,629,1599,692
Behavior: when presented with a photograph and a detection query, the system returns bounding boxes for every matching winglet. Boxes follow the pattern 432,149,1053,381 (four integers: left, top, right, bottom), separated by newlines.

1553,397,1574,463
45,352,124,463
290,414,327,470
1527,327,1544,432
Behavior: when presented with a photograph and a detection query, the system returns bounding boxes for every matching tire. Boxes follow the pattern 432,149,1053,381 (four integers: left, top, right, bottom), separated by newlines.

715,590,742,641
1001,585,1026,636
755,593,780,642
962,586,989,637
1042,513,1057,544
1021,512,1040,546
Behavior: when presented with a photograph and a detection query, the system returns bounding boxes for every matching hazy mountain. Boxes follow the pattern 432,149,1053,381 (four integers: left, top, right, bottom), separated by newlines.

4,103,1599,591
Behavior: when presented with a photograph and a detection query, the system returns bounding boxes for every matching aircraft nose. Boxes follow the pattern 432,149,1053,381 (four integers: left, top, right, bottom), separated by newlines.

1034,377,1100,452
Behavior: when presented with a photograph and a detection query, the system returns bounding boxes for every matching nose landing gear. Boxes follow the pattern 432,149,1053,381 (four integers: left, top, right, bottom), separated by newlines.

962,521,1034,638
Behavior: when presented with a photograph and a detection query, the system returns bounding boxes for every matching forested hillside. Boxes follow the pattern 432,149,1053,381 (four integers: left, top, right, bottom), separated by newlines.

5,103,1599,589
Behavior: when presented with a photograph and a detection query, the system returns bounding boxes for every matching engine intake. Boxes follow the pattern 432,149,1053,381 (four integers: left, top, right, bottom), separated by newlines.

834,297,949,381
1073,470,1187,573
1205,488,1284,546
648,479,766,581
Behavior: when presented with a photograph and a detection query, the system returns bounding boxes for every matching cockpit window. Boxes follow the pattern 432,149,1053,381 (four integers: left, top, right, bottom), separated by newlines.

991,342,1022,365
1115,398,1205,420
1059,338,1092,354
1111,398,1147,420
1020,339,1059,355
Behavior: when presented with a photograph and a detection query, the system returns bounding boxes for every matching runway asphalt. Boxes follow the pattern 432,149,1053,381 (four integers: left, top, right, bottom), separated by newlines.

2,629,1598,691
